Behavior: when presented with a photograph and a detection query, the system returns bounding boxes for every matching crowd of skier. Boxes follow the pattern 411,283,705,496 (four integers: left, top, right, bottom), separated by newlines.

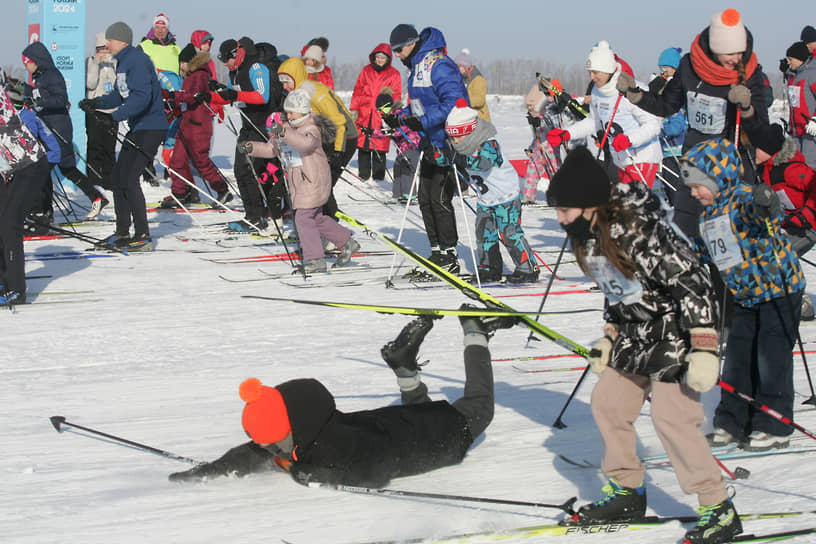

2,7,816,544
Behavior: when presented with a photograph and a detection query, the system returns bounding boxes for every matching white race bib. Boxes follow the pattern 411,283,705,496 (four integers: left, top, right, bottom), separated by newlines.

687,93,727,134
278,141,303,169
788,85,802,109
701,215,743,271
585,255,643,305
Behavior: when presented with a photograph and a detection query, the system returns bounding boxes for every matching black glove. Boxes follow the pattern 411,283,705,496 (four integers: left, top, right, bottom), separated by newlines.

328,149,346,171
753,183,781,218
381,112,400,129
526,113,541,129
193,92,211,104
217,87,239,103
458,303,519,338
555,92,572,110
403,116,423,133
238,141,253,155
779,58,790,74
359,126,374,136
78,98,97,113
209,80,226,92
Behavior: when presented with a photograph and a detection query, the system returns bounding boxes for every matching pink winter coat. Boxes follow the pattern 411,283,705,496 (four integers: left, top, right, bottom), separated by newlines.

349,43,402,152
248,115,332,209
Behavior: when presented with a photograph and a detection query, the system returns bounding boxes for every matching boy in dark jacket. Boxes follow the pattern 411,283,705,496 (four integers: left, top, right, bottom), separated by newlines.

22,41,107,225
169,311,511,487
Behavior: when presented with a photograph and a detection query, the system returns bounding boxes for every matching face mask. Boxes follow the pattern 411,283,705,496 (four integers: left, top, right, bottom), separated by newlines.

562,212,595,245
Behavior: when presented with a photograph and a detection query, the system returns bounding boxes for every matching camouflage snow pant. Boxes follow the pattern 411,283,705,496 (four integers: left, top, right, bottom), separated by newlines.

475,198,537,277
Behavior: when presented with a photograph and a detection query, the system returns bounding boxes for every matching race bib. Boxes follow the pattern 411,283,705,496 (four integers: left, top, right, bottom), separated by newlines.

788,85,801,109
585,255,643,305
278,141,303,169
701,215,743,271
687,93,727,134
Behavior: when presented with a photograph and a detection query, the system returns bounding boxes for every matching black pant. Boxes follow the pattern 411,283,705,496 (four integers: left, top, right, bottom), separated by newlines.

234,129,268,221
357,148,386,181
86,111,117,190
392,149,420,198
663,156,702,239
417,160,458,250
323,138,357,219
112,130,166,237
0,158,50,292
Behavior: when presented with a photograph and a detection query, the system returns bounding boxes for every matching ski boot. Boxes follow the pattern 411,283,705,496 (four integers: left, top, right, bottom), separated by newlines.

381,316,437,404
683,499,742,543
572,478,646,523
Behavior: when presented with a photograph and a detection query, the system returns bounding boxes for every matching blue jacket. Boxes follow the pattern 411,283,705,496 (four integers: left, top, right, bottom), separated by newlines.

685,139,805,307
405,27,468,148
96,45,168,132
19,107,60,164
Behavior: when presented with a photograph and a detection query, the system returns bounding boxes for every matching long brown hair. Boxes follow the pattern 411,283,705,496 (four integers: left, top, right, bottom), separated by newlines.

572,203,639,281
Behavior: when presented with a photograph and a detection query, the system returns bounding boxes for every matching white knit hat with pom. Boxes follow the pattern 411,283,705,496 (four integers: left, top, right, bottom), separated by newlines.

586,40,616,73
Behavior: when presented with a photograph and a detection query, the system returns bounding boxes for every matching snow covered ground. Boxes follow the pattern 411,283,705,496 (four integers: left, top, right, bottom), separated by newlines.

3,94,816,544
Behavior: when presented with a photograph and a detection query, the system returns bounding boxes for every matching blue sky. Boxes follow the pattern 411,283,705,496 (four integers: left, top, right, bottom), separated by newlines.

5,0,813,85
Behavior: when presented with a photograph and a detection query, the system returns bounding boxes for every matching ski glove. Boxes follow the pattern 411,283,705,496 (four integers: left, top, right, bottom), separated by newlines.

161,147,173,166
727,85,754,117
615,72,643,104
806,117,816,137
238,141,253,155
526,113,541,128
78,98,97,113
267,121,285,137
403,116,423,133
381,112,400,129
685,327,720,392
546,128,570,147
209,80,226,92
779,58,790,74
193,91,210,104
587,323,618,375
217,87,238,103
611,133,632,152
753,183,781,218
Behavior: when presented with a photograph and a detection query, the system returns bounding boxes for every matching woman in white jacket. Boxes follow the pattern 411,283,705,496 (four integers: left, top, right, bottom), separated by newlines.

547,41,662,188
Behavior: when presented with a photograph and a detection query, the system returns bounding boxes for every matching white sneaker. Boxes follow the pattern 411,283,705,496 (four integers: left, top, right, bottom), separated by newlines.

86,197,109,220
744,431,789,452
706,428,739,447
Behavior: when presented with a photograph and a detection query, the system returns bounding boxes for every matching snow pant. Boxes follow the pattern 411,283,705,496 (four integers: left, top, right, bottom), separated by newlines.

234,127,268,222
85,111,117,190
169,121,227,196
451,343,495,438
357,148,386,181
663,156,702,239
392,149,420,199
616,162,659,188
592,367,727,507
475,199,537,277
295,207,352,261
714,292,801,439
111,129,166,237
323,138,357,219
0,158,50,293
417,160,458,251
797,134,816,170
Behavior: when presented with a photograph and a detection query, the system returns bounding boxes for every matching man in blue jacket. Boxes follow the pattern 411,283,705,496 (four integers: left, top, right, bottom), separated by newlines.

386,24,468,272
79,22,167,252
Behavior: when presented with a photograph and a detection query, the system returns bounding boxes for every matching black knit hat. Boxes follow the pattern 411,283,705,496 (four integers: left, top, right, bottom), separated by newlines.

787,41,810,63
389,24,419,49
375,93,394,112
179,43,196,64
546,146,611,208
801,25,816,43
218,39,238,62
752,123,785,156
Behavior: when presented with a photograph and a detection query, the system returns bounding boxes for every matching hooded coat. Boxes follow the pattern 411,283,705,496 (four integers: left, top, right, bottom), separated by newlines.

684,139,805,307
349,44,402,152
758,137,816,231
0,89,46,181
276,378,473,488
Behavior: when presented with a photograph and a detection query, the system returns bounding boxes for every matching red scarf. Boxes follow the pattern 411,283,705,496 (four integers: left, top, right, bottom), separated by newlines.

690,34,758,86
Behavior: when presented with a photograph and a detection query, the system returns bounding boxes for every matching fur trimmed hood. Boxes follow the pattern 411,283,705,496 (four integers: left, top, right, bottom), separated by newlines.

313,113,338,147
771,137,799,166
184,51,211,75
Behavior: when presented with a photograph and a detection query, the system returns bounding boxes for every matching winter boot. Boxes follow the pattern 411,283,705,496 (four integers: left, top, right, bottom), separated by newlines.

802,294,815,322
743,431,790,452
333,237,361,268
683,499,742,544
427,247,442,265
297,258,327,275
706,428,740,448
574,478,646,523
86,197,109,220
128,233,154,252
213,190,234,208
381,316,437,404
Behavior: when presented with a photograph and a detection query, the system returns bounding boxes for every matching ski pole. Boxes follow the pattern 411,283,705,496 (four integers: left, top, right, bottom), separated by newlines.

452,162,482,287
49,416,203,465
386,150,423,286
30,220,128,254
525,235,570,347
718,381,816,440
552,366,590,429
596,94,623,159
308,482,578,515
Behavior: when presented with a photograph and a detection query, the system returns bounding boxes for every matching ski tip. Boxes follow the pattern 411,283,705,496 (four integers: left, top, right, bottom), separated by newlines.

49,415,66,432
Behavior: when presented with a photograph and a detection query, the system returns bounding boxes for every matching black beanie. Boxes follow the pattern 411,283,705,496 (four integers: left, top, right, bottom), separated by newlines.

390,24,419,48
375,93,393,111
179,43,196,64
219,39,238,62
546,146,611,208
787,41,810,63
752,124,785,156
801,25,816,43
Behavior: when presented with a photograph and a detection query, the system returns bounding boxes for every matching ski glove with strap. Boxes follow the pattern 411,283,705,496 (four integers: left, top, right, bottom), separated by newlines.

216,87,238,103
806,117,816,137
753,184,781,219
727,84,754,118
685,327,720,392
403,115,423,133
547,128,570,147
587,323,618,375
615,72,643,104
238,141,253,155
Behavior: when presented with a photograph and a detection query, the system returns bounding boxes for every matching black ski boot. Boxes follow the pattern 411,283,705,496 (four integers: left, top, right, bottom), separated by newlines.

381,316,437,404
573,478,646,523
683,499,742,544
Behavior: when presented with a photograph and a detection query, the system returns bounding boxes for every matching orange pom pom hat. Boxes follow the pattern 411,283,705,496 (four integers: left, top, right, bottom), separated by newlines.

240,378,292,444
709,9,747,55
